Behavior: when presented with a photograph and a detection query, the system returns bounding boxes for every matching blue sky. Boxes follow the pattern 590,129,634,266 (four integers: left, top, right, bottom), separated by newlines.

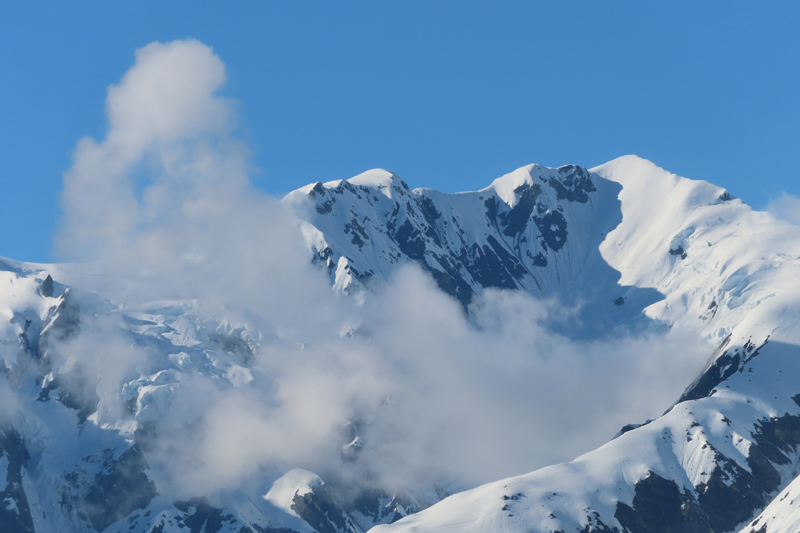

1,1,799,262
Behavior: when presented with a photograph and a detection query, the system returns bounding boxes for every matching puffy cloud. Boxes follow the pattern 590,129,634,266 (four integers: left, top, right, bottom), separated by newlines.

58,40,232,261
47,38,711,500
56,39,341,338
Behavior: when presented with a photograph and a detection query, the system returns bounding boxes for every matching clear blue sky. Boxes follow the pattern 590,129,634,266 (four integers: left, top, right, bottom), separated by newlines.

1,1,799,262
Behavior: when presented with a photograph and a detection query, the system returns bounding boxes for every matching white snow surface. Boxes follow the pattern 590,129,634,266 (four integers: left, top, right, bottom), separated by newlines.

3,156,800,532
265,468,323,511
739,474,800,533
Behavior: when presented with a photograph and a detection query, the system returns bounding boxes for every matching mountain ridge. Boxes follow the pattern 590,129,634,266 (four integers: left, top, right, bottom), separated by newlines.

2,156,800,532
287,155,800,533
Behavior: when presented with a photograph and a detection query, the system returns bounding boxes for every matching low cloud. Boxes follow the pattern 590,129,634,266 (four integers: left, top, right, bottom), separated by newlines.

35,38,714,501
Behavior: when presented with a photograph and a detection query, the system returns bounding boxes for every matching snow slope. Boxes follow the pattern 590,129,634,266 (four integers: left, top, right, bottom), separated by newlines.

284,162,661,338
360,157,800,533
738,474,800,533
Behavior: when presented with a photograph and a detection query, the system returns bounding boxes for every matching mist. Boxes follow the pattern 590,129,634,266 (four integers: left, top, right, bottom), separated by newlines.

767,192,800,226
38,38,712,499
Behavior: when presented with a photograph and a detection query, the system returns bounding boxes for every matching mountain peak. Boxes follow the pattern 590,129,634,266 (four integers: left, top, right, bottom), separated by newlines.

591,154,678,187
483,164,539,206
346,168,400,188
286,169,408,204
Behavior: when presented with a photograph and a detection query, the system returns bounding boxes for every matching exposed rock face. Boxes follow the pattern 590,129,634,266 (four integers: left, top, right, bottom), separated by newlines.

82,446,158,531
290,482,362,533
37,287,81,359
0,427,35,533
40,275,54,298
615,472,710,533
286,167,600,307
284,164,661,338
345,489,425,530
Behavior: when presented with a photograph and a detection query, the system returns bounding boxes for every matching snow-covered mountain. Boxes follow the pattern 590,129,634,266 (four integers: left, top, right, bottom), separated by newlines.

283,161,662,339
0,261,434,533
287,155,800,532
3,155,800,533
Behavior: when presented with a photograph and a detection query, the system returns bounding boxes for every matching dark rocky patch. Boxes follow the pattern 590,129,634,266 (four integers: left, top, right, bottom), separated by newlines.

677,335,759,404
669,246,688,259
534,210,568,251
290,482,359,533
37,368,100,423
428,266,474,308
392,219,426,261
615,472,710,533
417,195,441,229
7,319,35,390
422,223,441,247
499,183,541,237
343,219,370,250
680,408,800,533
669,246,687,260
483,196,500,227
717,191,735,203
37,288,81,359
246,525,299,533
578,510,618,532
309,182,325,197
485,235,527,280
462,243,517,291
317,199,335,215
83,445,157,531
347,488,420,526
349,266,374,285
532,251,548,267
173,498,233,533
694,438,777,532
614,297,626,306
208,331,255,365
616,419,653,438
41,274,55,297
0,427,35,533
312,246,336,276
741,338,768,366
551,166,597,203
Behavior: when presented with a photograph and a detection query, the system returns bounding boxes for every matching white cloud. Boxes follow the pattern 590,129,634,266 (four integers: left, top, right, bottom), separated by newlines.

57,39,341,339
59,39,231,261
47,38,711,500
766,192,800,226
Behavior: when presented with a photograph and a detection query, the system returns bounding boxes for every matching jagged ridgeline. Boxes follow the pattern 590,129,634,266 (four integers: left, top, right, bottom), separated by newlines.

283,163,666,339
4,155,800,532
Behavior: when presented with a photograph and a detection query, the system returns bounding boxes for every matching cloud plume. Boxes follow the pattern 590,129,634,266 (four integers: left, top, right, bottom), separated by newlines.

45,38,712,502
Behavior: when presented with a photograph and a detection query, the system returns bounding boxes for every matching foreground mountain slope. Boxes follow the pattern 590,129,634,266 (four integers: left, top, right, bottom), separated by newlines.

352,157,800,533
738,473,800,533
